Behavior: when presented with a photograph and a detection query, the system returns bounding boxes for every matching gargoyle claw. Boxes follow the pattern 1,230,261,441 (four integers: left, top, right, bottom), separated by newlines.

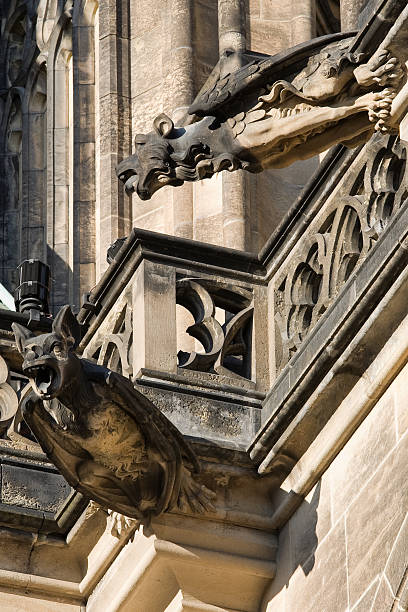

354,49,404,89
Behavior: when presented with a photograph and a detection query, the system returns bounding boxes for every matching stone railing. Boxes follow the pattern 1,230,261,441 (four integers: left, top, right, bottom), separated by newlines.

274,134,407,373
77,131,408,462
78,234,268,447
250,131,408,472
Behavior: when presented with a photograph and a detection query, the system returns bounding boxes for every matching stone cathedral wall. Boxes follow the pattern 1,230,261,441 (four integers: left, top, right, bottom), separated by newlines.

264,356,408,612
0,0,408,611
0,0,325,312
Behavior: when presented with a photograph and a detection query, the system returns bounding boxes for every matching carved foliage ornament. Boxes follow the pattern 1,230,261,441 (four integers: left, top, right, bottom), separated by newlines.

118,4,408,200
12,306,215,523
275,134,408,371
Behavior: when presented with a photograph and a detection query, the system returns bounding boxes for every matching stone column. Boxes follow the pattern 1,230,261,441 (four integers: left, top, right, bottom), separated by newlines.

97,0,132,280
169,0,194,239
341,0,369,30
218,0,250,251
291,0,316,44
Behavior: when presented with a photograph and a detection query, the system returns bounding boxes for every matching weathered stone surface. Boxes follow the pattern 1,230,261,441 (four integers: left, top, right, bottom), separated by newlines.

346,432,408,607
329,390,396,524
0,591,81,612
1,464,71,513
393,361,408,440
285,516,348,612
130,28,163,95
350,579,379,612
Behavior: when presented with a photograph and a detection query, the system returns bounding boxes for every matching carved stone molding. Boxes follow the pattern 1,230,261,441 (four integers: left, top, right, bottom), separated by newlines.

106,509,139,540
275,134,408,372
86,291,133,379
0,355,19,437
176,277,254,380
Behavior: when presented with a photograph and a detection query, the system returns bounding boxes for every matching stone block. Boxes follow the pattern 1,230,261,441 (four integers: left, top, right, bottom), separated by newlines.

291,15,315,45
75,25,95,85
98,0,129,38
393,361,408,439
28,113,46,169
24,226,45,260
25,170,46,225
349,579,378,611
290,477,332,572
132,199,169,234
248,0,260,19
383,513,408,597
53,186,69,243
53,70,70,130
79,262,96,298
132,86,163,135
249,19,290,55
329,388,396,524
98,35,116,98
284,516,348,612
78,141,96,201
166,48,194,111
1,464,71,513
53,127,69,186
346,433,408,607
141,385,258,445
132,261,177,374
193,0,219,71
0,590,80,612
98,151,132,222
370,576,395,611
263,522,290,611
77,200,96,262
260,0,292,21
193,213,224,246
99,93,131,157
130,0,163,37
98,35,130,99
73,83,95,132
130,28,163,99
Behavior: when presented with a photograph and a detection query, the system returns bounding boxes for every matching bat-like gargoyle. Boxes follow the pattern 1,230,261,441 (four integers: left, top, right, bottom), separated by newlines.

117,3,408,201
12,306,214,523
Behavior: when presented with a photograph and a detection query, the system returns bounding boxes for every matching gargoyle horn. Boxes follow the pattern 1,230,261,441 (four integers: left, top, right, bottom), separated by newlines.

52,305,81,349
12,323,32,354
153,113,174,138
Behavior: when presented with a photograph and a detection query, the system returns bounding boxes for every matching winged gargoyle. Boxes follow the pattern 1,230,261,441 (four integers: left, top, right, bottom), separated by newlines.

117,6,408,201
12,306,214,523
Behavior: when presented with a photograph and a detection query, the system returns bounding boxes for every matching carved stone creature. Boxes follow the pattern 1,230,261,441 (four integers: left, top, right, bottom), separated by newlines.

12,306,214,522
117,33,407,201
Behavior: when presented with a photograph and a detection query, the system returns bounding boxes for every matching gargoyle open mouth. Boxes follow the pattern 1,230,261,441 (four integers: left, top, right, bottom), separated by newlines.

24,364,60,399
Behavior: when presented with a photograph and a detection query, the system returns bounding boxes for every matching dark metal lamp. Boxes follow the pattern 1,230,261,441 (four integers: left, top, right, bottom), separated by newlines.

14,259,50,315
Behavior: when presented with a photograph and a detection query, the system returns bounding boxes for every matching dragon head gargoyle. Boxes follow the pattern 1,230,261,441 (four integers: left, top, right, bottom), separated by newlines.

117,114,184,200
12,305,82,400
12,305,215,521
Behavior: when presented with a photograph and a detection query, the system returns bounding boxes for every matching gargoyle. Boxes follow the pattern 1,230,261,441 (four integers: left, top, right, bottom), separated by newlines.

12,306,214,523
118,22,407,200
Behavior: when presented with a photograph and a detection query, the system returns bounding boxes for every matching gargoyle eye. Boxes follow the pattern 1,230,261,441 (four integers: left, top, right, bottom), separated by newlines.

52,342,64,355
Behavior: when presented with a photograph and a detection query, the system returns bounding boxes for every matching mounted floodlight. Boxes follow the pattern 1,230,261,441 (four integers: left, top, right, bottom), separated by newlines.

14,259,51,315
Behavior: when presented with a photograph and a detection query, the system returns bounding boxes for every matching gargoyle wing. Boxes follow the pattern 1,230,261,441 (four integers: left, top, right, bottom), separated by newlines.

188,32,354,118
21,390,147,519
104,369,200,515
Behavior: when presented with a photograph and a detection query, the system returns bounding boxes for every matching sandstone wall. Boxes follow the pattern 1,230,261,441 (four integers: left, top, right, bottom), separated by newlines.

263,359,408,612
0,0,324,310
